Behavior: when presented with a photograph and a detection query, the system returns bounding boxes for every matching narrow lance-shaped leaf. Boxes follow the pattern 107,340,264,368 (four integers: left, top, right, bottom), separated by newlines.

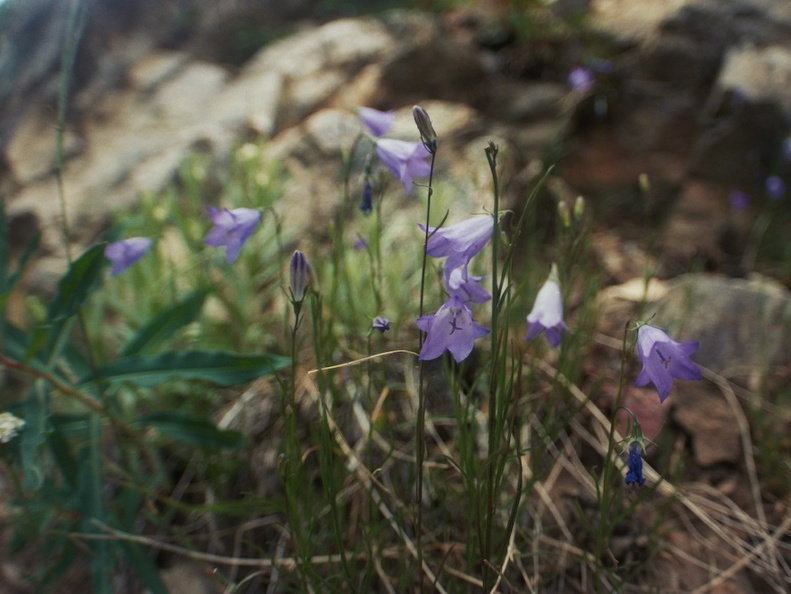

136,411,247,450
80,350,290,388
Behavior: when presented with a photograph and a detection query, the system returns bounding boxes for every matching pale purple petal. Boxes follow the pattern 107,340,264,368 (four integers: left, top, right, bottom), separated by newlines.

417,296,489,363
359,107,395,137
446,265,491,304
375,138,431,195
525,276,567,347
635,325,701,402
105,237,153,276
204,207,261,264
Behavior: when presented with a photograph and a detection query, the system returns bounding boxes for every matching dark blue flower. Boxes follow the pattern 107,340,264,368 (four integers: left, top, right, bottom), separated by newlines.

625,440,646,487
360,181,373,214
372,317,390,333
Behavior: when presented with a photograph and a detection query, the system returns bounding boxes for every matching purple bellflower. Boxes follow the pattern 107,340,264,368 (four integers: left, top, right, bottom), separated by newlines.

359,107,395,138
765,175,785,201
375,138,431,195
625,440,646,487
372,316,390,333
416,295,489,363
105,237,153,276
635,324,702,403
289,250,312,303
446,265,491,304
568,67,594,93
526,264,568,347
419,215,494,273
205,207,261,264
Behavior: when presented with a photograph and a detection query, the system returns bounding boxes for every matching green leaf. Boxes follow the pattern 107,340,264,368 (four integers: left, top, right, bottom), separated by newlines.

136,411,247,450
81,350,289,388
118,540,167,594
120,290,207,356
47,244,105,323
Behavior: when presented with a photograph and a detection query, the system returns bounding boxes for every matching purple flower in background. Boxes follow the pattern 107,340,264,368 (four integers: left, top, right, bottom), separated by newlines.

729,190,749,211
625,440,646,487
568,66,594,93
635,324,701,403
446,265,490,304
105,237,153,276
765,175,785,201
375,138,431,195
359,107,395,138
526,264,568,347
416,295,489,363
205,207,260,263
419,215,494,272
372,316,390,333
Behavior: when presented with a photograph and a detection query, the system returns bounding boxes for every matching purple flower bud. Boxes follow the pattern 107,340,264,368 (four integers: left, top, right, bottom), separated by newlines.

289,250,312,302
625,440,646,487
372,317,390,333
105,237,153,276
635,324,701,402
413,105,437,154
204,207,261,263
359,107,395,138
360,181,373,214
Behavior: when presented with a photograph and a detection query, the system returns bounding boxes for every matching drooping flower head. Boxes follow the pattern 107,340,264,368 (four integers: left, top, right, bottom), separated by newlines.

375,138,431,195
625,440,646,487
526,263,568,347
416,295,489,363
635,324,702,402
289,250,312,303
419,215,494,273
446,265,491,304
568,66,594,93
105,237,153,276
359,107,395,138
204,207,261,264
372,316,390,333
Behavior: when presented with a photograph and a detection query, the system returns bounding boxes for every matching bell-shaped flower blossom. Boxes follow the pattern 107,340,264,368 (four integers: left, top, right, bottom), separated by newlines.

105,237,153,276
419,215,494,273
372,316,390,333
204,207,261,264
635,324,701,402
526,264,568,347
359,107,395,138
446,265,490,304
625,440,646,487
416,295,489,363
375,138,431,195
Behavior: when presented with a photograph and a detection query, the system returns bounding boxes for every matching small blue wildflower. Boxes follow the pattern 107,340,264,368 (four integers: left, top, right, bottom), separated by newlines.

526,264,568,348
446,265,491,304
372,317,390,333
204,207,261,263
568,66,594,93
635,324,701,403
375,138,431,195
105,237,153,276
354,235,368,251
359,107,395,138
625,440,646,487
360,181,373,214
765,175,785,201
416,295,489,363
729,190,749,211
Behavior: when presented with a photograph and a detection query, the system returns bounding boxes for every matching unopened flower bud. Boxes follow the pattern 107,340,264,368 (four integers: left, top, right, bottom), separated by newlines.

0,412,24,443
289,250,312,302
413,105,437,154
638,173,650,194
557,200,571,228
574,196,586,222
